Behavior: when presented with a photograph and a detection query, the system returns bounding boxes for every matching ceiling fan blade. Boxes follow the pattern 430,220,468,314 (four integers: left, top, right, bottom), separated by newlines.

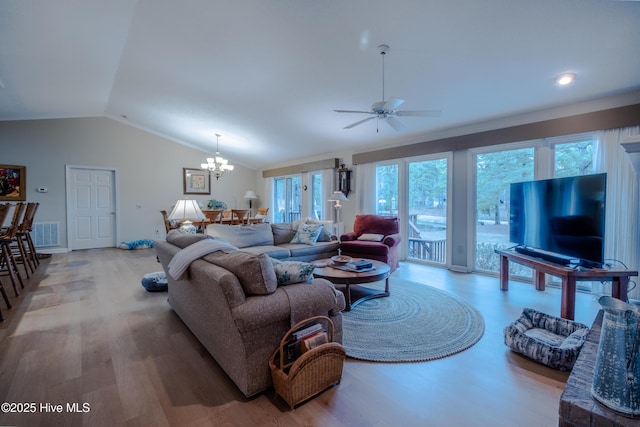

343,116,376,129
334,109,373,114
383,97,405,111
396,109,442,117
386,116,406,131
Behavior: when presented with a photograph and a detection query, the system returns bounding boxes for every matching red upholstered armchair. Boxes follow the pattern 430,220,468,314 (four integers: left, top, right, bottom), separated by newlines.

339,214,401,272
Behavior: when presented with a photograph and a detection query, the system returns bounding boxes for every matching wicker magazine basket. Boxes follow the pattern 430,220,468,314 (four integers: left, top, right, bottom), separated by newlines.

269,316,345,408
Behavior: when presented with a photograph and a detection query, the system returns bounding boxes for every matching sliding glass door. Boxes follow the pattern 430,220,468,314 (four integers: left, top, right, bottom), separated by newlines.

374,156,450,265
273,175,302,223
407,158,448,264
375,163,398,216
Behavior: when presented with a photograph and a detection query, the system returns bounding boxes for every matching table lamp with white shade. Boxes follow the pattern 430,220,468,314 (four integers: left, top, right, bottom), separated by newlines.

168,199,206,231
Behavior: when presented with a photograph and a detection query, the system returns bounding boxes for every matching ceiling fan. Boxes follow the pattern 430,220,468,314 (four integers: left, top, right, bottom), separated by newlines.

334,44,442,132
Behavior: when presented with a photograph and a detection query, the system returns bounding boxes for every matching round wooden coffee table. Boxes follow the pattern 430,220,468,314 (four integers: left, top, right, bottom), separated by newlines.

312,258,391,311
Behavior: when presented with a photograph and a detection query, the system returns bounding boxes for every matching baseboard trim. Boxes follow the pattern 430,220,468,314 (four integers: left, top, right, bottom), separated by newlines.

38,247,70,254
450,264,472,273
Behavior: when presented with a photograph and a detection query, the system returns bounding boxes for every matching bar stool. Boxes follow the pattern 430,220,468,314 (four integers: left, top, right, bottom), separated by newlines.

0,203,14,319
22,202,40,269
0,202,26,296
12,202,39,277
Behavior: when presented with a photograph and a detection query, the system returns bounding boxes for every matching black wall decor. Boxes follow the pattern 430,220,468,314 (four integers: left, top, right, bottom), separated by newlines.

337,164,351,197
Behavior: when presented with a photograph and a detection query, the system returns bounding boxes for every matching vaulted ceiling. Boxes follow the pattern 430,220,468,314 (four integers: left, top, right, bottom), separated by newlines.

1,1,639,169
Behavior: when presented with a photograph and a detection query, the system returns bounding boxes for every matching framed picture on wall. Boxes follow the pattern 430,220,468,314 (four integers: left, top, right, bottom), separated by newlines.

183,168,211,195
0,164,26,201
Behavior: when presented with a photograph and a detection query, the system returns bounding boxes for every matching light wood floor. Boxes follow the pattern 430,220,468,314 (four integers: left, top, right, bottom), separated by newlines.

0,248,602,427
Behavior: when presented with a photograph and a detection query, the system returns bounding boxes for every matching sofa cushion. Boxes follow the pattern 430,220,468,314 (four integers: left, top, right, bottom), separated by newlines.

240,245,292,259
282,241,339,258
205,223,274,248
270,258,316,286
204,251,277,295
271,223,296,245
165,229,209,248
357,233,385,242
340,240,390,256
290,223,324,245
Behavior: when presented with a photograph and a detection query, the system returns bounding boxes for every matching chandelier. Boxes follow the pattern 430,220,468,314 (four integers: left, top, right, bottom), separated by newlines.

201,133,234,180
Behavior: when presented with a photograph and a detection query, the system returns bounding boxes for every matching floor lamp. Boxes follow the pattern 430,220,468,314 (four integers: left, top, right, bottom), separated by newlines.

243,190,257,216
328,191,348,236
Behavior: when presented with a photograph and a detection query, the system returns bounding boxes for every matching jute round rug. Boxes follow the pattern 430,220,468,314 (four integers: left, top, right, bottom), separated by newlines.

342,279,484,362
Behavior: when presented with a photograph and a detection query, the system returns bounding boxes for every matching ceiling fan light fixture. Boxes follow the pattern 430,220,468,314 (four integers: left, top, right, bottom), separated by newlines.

334,43,441,131
555,72,576,86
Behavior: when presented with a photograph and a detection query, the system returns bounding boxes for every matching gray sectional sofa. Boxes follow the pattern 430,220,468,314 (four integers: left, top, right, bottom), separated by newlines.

154,228,344,397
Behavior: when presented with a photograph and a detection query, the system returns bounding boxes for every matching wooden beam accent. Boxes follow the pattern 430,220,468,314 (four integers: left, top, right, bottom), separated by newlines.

262,158,339,178
353,103,640,164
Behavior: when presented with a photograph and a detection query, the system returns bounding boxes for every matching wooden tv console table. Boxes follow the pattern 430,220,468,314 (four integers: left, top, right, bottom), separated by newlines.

495,249,637,320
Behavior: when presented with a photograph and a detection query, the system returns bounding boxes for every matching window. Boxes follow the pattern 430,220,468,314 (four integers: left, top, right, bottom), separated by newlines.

407,158,448,264
475,147,534,275
553,139,594,177
273,175,302,223
376,164,398,216
473,132,596,275
310,172,323,220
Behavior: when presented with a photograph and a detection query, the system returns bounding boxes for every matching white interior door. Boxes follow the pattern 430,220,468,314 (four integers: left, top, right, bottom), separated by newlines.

67,166,117,250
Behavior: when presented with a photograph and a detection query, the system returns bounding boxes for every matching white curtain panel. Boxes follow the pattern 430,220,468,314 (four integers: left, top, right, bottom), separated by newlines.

321,168,334,221
263,177,274,223
354,162,377,214
594,126,640,300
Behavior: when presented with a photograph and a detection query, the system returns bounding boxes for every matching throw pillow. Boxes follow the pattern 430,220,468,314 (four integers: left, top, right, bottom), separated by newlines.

306,219,335,242
357,233,385,242
290,223,324,245
205,251,277,295
271,223,296,245
166,229,209,248
271,258,316,286
291,217,311,231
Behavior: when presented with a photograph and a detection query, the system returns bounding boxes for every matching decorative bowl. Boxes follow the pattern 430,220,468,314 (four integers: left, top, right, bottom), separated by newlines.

331,255,352,265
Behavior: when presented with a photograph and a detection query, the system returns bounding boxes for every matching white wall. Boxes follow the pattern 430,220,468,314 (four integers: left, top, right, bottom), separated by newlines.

0,117,258,250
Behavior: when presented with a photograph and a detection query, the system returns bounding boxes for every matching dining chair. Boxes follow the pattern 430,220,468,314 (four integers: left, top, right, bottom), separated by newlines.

0,202,26,296
204,209,224,224
231,209,250,225
160,210,175,233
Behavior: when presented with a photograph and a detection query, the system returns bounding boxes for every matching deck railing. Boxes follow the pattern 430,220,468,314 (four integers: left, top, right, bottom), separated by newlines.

279,211,302,223
408,238,446,263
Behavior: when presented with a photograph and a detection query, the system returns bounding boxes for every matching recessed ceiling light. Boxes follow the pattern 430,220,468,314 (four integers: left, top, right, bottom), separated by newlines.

555,72,576,86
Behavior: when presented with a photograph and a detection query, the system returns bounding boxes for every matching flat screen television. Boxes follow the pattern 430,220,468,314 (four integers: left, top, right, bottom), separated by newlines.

509,173,606,267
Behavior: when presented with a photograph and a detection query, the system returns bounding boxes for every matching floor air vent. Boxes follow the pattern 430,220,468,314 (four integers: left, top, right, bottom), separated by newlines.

31,222,60,247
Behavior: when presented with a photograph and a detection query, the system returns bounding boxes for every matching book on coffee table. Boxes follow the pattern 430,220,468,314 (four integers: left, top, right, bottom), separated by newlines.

349,260,373,270
331,263,376,273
